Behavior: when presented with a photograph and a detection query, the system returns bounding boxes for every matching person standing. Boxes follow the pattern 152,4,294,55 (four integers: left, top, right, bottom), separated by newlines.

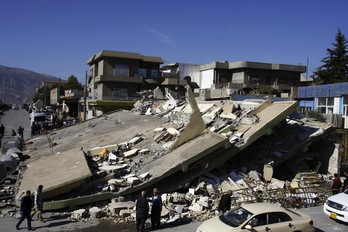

0,124,5,137
218,190,233,213
342,172,348,191
16,190,34,230
149,188,162,229
0,124,4,148
136,190,149,232
332,173,342,195
31,185,44,222
11,129,16,136
18,126,24,140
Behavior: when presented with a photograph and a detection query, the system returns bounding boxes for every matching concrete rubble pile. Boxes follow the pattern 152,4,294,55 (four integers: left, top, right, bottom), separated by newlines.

2,87,335,224
0,134,25,214
63,167,331,225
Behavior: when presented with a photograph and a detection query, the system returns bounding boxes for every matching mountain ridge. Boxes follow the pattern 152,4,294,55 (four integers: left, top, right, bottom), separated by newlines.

0,65,61,104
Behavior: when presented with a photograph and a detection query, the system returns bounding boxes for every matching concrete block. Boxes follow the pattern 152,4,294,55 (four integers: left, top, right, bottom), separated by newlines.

188,202,202,213
206,184,216,196
138,172,150,179
128,136,142,146
71,209,88,220
123,148,139,158
89,206,103,218
119,209,134,217
167,127,180,136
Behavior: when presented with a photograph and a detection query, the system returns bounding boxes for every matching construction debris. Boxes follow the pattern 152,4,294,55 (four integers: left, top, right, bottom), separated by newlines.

0,88,338,227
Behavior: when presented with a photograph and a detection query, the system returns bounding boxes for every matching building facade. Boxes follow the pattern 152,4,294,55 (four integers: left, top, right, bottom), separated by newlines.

87,50,164,101
85,50,164,118
297,82,348,163
161,61,306,99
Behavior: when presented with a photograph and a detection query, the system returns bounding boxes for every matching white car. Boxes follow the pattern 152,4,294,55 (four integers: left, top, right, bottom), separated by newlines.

323,188,348,223
197,202,315,232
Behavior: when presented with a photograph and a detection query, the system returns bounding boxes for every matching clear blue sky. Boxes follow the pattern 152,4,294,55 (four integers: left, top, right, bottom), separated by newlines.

1,0,347,83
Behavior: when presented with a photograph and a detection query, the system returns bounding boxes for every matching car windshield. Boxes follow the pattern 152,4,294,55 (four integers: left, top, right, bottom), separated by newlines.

220,206,253,227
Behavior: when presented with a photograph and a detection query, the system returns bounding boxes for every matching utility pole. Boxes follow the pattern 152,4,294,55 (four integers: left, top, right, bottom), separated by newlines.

83,71,88,121
177,70,180,99
2,75,4,103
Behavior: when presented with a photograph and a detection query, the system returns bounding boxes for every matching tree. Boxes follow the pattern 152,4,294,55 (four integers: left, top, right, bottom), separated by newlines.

312,28,348,84
65,75,83,91
32,75,83,104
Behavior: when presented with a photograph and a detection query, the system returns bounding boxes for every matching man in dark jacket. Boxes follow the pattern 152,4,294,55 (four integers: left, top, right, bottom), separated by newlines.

150,188,162,229
218,190,232,213
332,173,342,195
16,190,34,230
31,185,44,221
136,190,149,232
342,172,348,191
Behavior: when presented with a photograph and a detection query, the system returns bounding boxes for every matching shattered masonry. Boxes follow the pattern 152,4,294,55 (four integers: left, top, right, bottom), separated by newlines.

1,88,335,224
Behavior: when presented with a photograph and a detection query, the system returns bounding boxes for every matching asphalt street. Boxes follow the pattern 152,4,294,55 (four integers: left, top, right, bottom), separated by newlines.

0,108,347,231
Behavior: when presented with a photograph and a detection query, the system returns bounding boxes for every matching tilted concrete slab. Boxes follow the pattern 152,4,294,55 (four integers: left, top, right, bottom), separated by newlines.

16,147,92,200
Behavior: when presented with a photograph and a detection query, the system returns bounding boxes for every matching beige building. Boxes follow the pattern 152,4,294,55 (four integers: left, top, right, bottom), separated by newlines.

85,50,164,118
85,50,306,118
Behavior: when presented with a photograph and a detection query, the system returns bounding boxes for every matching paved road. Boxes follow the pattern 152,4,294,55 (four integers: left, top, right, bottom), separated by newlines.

0,108,31,145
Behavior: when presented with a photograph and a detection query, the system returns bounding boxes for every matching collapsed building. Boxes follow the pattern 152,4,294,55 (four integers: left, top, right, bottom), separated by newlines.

0,87,336,221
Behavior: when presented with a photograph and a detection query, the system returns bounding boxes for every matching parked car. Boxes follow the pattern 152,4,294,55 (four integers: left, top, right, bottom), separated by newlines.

323,188,348,223
196,202,315,232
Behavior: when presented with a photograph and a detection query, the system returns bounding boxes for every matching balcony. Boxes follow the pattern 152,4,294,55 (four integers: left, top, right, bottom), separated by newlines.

94,75,143,84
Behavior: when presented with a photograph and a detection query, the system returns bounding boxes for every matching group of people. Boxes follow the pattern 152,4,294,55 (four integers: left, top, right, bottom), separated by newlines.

10,126,24,139
16,185,44,230
329,172,348,195
0,124,25,147
135,188,234,232
136,188,162,232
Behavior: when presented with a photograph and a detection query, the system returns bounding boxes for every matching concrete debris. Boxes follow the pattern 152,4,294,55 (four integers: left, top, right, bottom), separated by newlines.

2,87,338,228
89,206,104,219
71,209,89,220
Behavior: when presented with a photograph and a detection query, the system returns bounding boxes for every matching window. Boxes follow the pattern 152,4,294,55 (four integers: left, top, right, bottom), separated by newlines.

138,68,147,78
343,96,348,117
317,97,334,114
115,64,129,76
268,212,291,224
151,70,158,79
112,88,128,99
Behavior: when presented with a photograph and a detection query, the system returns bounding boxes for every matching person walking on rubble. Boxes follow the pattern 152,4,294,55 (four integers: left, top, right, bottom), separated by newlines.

149,188,162,229
31,185,44,222
136,190,149,232
218,190,232,213
16,190,34,230
332,173,342,195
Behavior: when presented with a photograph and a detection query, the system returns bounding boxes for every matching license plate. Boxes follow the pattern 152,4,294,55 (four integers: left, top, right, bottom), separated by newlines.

330,212,337,219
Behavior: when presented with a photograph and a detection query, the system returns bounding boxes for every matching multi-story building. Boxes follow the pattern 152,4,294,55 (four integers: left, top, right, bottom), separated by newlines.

85,50,306,117
200,61,305,92
85,50,164,117
160,61,306,99
297,82,348,164
87,50,164,100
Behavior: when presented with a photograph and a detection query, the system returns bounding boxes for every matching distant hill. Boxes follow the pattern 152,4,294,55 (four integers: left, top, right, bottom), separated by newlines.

0,65,61,105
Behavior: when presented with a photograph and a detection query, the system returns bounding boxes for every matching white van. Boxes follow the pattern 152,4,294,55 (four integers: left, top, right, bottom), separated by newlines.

30,112,47,125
